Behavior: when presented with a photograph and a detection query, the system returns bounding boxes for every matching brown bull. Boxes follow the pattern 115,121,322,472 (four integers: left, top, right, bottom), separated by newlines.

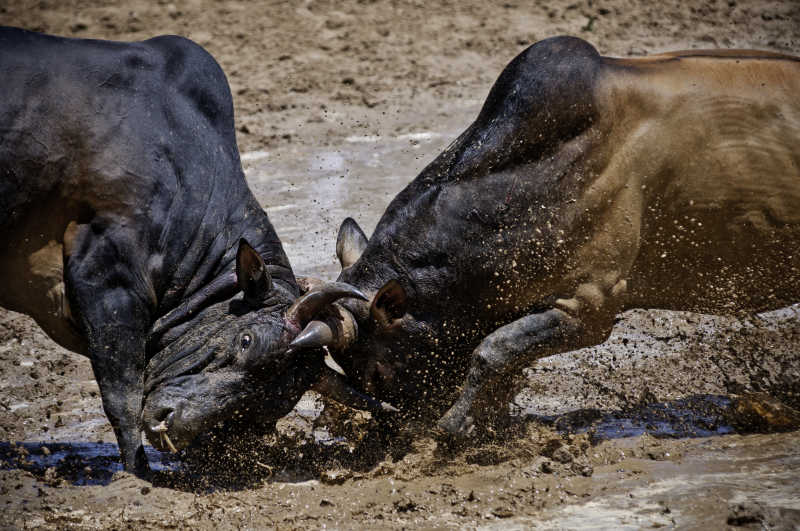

290,36,800,435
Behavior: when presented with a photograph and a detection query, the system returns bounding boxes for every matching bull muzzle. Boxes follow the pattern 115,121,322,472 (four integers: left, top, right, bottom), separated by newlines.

149,411,179,453
142,408,184,453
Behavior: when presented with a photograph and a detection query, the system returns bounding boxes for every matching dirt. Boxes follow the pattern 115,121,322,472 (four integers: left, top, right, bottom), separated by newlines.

1,0,800,528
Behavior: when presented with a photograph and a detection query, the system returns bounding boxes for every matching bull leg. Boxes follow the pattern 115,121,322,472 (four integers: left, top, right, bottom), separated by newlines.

87,328,149,476
437,308,586,436
313,368,399,416
64,225,152,477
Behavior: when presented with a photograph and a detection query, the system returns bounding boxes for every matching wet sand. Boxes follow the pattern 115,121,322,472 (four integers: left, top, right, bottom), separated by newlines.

1,0,800,528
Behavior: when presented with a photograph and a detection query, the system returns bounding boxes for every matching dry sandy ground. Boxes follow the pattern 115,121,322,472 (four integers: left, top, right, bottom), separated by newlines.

1,0,800,528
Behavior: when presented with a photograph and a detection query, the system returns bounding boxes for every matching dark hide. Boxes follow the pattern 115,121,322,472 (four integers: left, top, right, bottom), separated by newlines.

0,27,312,476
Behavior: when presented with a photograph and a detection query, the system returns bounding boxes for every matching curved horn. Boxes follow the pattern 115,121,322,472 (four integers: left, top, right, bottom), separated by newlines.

288,320,333,352
285,282,367,327
288,301,360,351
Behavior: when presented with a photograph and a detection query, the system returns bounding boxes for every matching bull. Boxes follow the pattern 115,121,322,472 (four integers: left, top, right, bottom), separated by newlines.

289,36,800,436
0,27,364,476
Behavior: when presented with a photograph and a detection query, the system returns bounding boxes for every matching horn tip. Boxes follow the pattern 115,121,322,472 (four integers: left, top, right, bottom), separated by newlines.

324,352,347,376
289,320,334,351
353,288,369,301
288,335,312,351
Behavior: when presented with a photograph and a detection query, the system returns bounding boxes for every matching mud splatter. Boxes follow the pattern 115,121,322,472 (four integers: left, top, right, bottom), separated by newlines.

1,0,799,528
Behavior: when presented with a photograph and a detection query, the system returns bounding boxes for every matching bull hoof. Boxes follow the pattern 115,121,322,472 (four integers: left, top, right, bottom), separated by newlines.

126,446,153,481
135,463,154,482
436,411,475,438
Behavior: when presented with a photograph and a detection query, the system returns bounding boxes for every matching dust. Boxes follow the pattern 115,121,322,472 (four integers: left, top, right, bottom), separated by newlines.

1,0,800,528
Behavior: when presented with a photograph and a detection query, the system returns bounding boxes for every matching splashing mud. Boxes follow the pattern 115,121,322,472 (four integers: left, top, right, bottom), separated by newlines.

1,0,800,528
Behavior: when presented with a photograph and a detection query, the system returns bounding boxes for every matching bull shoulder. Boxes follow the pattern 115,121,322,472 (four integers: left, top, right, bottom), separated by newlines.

425,36,602,184
141,35,238,143
374,36,604,242
0,29,259,347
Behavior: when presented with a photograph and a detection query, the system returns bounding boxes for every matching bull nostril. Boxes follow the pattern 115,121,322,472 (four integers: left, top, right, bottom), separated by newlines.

154,408,174,424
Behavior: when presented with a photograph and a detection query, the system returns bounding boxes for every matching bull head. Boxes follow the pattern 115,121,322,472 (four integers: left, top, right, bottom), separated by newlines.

289,279,407,353
141,239,370,454
288,219,412,409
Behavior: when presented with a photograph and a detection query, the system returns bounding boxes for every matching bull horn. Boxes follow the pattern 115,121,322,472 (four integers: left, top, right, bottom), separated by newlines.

324,349,347,376
285,282,367,327
288,300,359,353
288,320,333,353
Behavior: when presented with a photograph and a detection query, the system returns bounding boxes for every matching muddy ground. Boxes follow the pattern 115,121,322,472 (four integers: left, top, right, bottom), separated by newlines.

2,0,800,528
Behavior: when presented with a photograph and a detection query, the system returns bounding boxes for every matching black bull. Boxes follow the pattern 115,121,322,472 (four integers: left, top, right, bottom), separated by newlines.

289,37,800,436
0,27,367,476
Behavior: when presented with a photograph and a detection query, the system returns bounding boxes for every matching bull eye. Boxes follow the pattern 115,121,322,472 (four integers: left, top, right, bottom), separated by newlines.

240,334,252,350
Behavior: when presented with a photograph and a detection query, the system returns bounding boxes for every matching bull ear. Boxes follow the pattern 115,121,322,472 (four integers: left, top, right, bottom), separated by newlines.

370,279,407,327
336,217,368,269
236,238,272,305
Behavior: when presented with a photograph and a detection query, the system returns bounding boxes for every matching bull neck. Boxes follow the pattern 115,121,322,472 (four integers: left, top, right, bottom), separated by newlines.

147,219,298,356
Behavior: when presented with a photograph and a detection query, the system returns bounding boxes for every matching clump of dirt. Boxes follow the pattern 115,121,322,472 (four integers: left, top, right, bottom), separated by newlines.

710,317,800,410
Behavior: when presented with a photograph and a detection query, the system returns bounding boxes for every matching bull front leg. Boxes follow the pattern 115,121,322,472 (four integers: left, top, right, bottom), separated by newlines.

437,308,582,435
86,323,149,476
64,224,152,477
438,278,626,436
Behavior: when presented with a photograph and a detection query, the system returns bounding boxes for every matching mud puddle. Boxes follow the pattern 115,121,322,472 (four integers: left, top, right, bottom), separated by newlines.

528,394,735,441
0,442,180,486
0,392,754,493
0,393,742,489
